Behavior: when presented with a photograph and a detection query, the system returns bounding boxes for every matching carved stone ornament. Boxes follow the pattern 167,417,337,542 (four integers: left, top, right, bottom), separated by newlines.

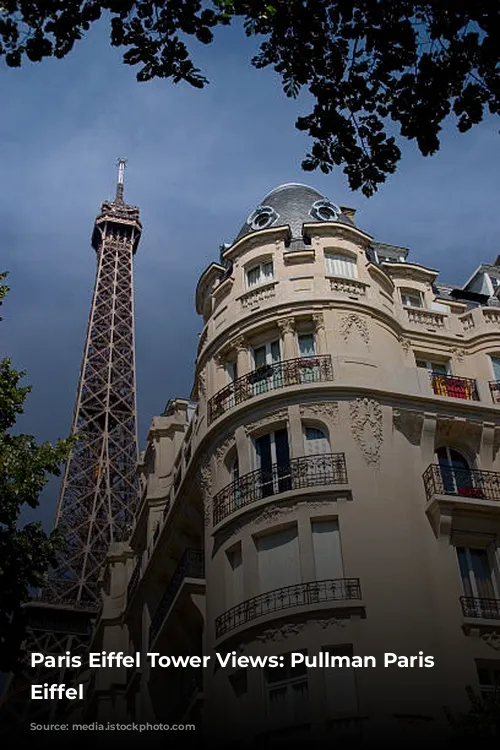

398,335,411,355
392,409,424,446
300,402,339,424
481,632,500,651
339,313,370,348
215,436,234,468
350,398,383,466
451,347,468,363
312,312,325,331
199,455,212,528
317,617,346,629
244,409,288,437
197,367,206,397
255,623,306,642
231,335,247,352
277,318,295,335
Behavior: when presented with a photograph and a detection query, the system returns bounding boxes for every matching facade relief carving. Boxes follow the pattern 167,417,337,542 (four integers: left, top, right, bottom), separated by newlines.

339,313,370,349
312,312,325,331
398,336,411,355
243,408,288,437
215,437,235,469
277,318,295,335
300,402,339,424
199,455,212,528
255,623,306,642
350,398,383,467
482,632,500,651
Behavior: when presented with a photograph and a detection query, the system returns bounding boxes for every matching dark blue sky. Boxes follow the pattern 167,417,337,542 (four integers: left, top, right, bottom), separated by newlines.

2,19,500,529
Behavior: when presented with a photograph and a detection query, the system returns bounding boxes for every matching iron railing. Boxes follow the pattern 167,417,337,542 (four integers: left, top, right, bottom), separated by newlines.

423,464,500,503
460,596,500,619
489,381,500,404
215,578,361,639
429,372,479,401
149,548,205,646
213,453,348,526
207,356,333,424
127,555,142,603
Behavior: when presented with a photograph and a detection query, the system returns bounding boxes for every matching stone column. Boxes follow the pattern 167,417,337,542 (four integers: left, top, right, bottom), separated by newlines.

232,335,249,377
277,317,296,360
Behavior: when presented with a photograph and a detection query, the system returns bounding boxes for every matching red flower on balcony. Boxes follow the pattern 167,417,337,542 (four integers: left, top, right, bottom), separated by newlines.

457,486,485,499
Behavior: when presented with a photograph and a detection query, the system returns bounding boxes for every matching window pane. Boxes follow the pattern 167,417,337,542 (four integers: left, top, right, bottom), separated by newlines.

298,334,315,357
491,356,500,380
326,253,357,279
263,261,274,279
247,266,260,287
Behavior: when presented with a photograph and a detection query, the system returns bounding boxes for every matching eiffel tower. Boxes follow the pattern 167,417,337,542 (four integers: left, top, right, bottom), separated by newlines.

0,161,142,736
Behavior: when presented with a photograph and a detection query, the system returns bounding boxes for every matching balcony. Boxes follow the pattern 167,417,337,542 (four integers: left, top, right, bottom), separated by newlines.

149,548,205,647
460,596,500,620
127,555,142,604
213,453,348,526
215,578,362,639
207,356,334,424
423,465,500,534
429,372,479,401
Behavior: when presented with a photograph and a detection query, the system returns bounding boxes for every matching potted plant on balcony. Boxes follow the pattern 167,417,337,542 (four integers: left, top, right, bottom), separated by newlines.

247,364,273,384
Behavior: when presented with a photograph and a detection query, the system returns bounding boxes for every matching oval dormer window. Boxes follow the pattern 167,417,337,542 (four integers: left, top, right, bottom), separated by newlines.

247,205,279,231
310,200,341,222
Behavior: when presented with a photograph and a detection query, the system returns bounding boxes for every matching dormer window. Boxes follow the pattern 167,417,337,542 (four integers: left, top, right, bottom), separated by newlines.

246,205,279,231
401,288,423,308
246,259,274,288
310,200,341,222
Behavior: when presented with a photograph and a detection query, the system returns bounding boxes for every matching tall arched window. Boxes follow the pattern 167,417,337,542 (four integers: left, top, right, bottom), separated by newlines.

436,446,473,494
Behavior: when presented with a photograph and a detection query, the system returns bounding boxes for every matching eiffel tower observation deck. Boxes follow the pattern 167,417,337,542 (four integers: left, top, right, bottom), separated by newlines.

0,161,142,736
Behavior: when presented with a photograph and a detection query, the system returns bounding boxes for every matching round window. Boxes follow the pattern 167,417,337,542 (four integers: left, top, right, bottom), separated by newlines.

310,200,341,223
247,205,279,231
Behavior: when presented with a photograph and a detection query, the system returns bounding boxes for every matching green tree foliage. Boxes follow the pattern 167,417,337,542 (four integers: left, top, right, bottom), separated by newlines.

1,2,499,194
0,273,76,672
445,685,500,738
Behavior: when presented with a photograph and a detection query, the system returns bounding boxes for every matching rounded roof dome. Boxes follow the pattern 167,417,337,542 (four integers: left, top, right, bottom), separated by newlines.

235,183,354,241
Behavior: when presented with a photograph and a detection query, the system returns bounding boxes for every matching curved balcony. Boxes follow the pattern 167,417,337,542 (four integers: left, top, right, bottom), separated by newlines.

213,453,348,526
149,548,205,647
207,355,334,424
215,578,362,639
429,372,478,401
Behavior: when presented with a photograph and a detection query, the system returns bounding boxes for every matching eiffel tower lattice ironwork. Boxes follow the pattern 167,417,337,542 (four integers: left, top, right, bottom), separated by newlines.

0,161,142,735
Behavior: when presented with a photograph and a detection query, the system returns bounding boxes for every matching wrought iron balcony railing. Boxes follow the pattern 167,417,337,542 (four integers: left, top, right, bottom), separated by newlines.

213,453,348,526
423,464,500,503
149,548,205,646
215,578,361,639
127,555,142,603
460,596,500,620
489,380,500,404
207,355,333,424
429,372,479,401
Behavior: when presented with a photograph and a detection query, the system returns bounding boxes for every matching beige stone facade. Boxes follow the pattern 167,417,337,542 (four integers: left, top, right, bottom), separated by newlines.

87,184,500,744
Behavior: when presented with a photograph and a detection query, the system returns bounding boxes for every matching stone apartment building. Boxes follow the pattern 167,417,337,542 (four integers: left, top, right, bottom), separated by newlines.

85,183,500,744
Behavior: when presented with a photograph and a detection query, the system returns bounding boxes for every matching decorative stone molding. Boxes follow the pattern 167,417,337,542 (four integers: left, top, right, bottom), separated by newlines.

339,313,370,348
243,409,288,437
329,277,367,296
255,623,306,642
300,402,339,424
199,455,212,528
405,308,445,329
317,617,346,629
312,312,325,331
240,283,276,309
398,336,411,355
214,353,226,369
393,409,424,446
460,313,475,331
451,347,468,362
215,437,234,468
197,366,206,397
350,398,383,466
482,632,500,651
277,317,295,335
231,335,247,352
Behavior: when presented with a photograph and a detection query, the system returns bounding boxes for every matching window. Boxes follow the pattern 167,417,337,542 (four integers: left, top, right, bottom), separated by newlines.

298,334,316,358
476,662,500,699
304,427,330,455
251,340,282,394
310,199,341,222
416,358,449,375
226,360,237,383
246,259,274,288
229,669,248,698
323,646,358,716
312,520,343,581
325,252,357,280
265,651,309,726
247,206,279,231
490,355,500,381
457,547,498,600
256,526,300,593
436,446,475,495
226,543,243,607
255,429,290,496
401,289,423,308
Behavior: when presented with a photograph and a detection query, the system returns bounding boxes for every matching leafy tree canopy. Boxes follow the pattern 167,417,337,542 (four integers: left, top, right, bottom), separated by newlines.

0,273,75,672
1,1,499,195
